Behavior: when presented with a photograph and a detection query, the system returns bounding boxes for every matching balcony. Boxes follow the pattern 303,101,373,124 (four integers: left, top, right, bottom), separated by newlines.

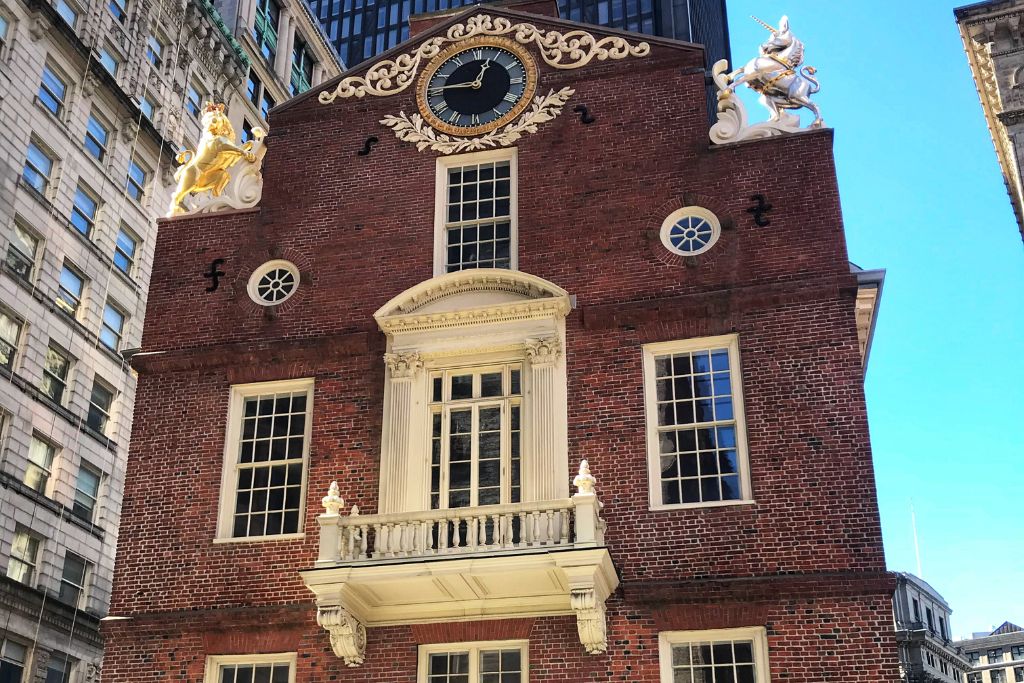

300,461,618,667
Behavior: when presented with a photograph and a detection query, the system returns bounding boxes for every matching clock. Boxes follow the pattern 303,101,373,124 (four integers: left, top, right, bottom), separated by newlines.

417,36,538,137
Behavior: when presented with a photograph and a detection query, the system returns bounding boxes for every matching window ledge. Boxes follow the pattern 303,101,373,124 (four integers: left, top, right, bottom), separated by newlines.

16,176,54,210
212,532,306,544
0,470,106,539
648,499,757,512
33,96,70,130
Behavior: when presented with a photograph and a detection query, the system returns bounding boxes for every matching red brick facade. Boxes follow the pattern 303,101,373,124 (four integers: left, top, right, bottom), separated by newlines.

103,6,900,681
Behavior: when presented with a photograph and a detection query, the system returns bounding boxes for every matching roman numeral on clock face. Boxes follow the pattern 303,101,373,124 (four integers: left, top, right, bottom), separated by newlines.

447,111,459,124
503,93,518,103
470,114,480,125
510,77,523,84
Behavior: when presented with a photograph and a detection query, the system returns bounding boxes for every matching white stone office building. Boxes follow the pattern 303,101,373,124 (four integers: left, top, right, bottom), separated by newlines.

0,0,340,677
957,623,1024,683
893,573,971,683
956,0,1024,241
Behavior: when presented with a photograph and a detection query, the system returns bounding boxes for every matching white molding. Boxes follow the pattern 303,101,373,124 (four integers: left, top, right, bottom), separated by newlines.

641,334,752,510
658,206,722,257
416,640,529,683
432,148,519,277
658,627,771,683
215,378,314,541
203,653,297,683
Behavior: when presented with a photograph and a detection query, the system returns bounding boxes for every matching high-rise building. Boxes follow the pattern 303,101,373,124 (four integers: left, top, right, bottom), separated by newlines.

101,4,898,682
893,573,971,683
0,0,340,677
956,623,1024,683
956,0,1024,241
311,0,728,77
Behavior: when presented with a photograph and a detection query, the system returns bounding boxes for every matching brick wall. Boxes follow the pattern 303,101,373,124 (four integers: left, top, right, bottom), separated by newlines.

104,8,899,681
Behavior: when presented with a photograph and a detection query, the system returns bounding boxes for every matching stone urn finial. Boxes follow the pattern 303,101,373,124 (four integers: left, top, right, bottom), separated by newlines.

573,459,596,495
322,481,345,515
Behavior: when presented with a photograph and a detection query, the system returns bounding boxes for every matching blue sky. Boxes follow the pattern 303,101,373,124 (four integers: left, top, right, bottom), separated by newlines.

723,1,1024,636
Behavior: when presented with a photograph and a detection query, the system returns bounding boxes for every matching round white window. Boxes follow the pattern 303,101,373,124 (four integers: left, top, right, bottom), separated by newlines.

659,207,722,256
247,260,299,306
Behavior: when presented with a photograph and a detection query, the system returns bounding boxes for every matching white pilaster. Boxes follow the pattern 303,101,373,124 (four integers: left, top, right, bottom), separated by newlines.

523,337,569,502
274,8,294,82
379,352,427,514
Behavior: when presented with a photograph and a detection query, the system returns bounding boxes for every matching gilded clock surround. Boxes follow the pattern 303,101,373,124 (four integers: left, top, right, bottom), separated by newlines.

417,36,539,137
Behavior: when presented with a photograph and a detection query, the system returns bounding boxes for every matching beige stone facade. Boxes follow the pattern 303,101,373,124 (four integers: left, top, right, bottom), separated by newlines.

956,0,1024,241
0,0,341,676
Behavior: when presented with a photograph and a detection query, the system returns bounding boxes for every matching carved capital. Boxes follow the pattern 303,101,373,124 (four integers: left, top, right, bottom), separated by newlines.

570,588,608,654
317,606,366,667
524,337,561,366
84,663,102,683
384,352,423,379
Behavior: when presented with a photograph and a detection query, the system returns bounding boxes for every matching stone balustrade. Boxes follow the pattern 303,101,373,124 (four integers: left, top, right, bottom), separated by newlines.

316,460,606,565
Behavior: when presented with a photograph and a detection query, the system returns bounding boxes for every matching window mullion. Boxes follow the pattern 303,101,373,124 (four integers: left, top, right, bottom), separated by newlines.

470,404,479,508
440,405,451,508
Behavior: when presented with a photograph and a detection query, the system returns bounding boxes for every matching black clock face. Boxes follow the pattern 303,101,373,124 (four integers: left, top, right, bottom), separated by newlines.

425,45,529,129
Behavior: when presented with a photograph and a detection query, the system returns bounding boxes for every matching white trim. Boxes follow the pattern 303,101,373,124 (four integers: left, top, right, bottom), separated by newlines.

247,259,300,306
641,334,752,511
659,206,722,256
659,627,770,683
417,640,529,683
203,653,297,683
433,148,519,277
215,378,314,541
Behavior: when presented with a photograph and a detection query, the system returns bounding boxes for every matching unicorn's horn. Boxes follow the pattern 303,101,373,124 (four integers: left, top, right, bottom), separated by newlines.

751,15,778,35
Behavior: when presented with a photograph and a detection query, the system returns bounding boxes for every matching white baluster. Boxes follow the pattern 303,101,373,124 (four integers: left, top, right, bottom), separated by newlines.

559,509,570,545
545,510,555,545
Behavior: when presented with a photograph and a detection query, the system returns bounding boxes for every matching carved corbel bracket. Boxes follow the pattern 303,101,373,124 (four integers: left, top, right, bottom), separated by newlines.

316,605,366,667
570,587,608,654
524,337,561,366
384,351,423,379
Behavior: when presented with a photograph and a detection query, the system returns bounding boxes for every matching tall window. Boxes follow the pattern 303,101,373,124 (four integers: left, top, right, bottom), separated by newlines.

1014,667,1024,683
56,262,85,316
659,628,769,683
58,552,89,607
87,378,114,434
23,140,55,195
70,184,99,237
0,310,21,370
261,91,275,120
926,607,935,632
126,159,148,201
6,221,40,282
24,435,57,493
253,0,281,63
113,226,138,275
436,152,515,274
138,94,155,120
73,462,101,520
97,45,119,75
186,82,202,118
939,616,947,639
99,300,126,350
290,37,315,95
247,70,262,107
0,13,9,50
45,652,75,683
84,113,110,161
204,654,295,683
912,598,920,622
419,642,526,683
145,34,164,67
643,335,749,509
968,673,982,683
55,0,78,26
39,64,68,117
219,379,312,539
108,0,127,23
1013,646,1024,661
241,119,255,143
0,639,27,682
42,344,72,404
428,365,521,510
993,671,1008,683
991,649,1006,664
6,529,41,585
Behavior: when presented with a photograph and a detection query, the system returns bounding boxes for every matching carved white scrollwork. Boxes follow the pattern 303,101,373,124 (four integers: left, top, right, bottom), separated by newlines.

384,351,423,379
524,337,562,366
570,588,608,655
317,605,367,667
319,15,649,104
380,87,575,155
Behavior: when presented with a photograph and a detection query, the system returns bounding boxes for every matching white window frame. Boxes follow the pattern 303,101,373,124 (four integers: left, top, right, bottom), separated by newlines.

6,527,42,586
7,218,42,283
642,334,752,510
432,148,518,277
417,640,528,683
203,653,296,683
84,111,111,162
659,627,770,683
215,378,314,542
41,342,73,405
58,551,90,608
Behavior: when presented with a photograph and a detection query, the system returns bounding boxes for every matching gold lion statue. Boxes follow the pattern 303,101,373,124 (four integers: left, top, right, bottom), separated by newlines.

167,102,257,217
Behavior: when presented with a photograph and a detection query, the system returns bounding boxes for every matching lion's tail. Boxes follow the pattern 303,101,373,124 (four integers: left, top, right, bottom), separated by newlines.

801,66,821,94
